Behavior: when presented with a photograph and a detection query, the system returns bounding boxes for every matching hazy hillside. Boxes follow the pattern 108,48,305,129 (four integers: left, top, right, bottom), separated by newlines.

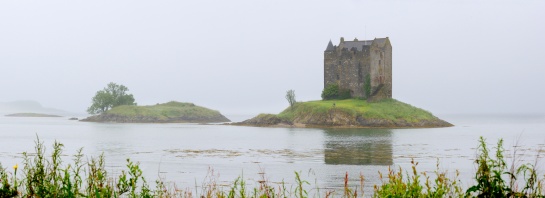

0,100,74,116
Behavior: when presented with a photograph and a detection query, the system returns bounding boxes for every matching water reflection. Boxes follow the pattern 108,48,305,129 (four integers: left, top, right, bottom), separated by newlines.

323,128,393,165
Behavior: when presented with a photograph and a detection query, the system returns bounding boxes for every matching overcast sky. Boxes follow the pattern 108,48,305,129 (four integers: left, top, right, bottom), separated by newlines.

0,0,543,116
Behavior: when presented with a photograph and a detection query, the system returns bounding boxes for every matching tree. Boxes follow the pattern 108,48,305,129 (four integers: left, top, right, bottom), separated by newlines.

285,89,296,109
87,82,136,114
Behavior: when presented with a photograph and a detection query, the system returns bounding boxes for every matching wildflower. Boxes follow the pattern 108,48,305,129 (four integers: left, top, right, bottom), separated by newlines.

13,164,18,170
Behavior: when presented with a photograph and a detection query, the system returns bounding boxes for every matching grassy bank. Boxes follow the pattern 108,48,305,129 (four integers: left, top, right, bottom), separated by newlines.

109,102,220,118
243,98,452,128
1,137,544,197
81,101,230,123
278,99,436,122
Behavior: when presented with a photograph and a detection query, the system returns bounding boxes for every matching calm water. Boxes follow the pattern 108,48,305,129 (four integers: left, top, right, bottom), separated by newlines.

1,114,544,195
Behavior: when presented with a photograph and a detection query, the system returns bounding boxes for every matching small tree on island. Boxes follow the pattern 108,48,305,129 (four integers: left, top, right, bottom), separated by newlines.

285,89,296,109
87,82,136,114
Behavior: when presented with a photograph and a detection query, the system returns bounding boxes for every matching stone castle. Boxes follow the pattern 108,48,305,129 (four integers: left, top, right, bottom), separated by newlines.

324,37,392,101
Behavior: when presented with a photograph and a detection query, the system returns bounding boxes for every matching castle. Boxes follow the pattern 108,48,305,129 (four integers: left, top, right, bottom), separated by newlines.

324,37,392,101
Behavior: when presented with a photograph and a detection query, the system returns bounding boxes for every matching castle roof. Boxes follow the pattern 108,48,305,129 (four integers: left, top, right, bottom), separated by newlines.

340,40,373,51
325,40,334,51
373,38,387,46
329,37,389,51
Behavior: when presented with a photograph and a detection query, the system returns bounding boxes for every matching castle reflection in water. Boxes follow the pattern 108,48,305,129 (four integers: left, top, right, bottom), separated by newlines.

323,128,393,166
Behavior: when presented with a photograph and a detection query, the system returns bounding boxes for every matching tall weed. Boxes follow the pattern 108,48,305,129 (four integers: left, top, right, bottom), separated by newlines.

2,136,545,197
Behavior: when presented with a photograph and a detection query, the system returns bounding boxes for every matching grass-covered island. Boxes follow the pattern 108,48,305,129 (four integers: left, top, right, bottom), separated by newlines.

5,113,62,117
234,99,452,128
81,101,230,123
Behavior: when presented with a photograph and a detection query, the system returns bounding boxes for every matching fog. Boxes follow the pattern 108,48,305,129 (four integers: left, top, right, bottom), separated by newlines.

1,0,544,116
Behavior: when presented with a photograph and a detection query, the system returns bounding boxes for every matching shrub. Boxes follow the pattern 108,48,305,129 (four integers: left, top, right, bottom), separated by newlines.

321,84,339,100
322,84,352,100
338,88,351,99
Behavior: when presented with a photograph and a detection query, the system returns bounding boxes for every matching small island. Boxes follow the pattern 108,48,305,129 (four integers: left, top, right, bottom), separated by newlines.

234,37,451,128
233,99,451,128
81,101,230,123
5,113,62,117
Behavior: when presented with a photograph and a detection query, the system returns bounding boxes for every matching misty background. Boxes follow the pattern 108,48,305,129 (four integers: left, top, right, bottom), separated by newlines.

0,0,543,116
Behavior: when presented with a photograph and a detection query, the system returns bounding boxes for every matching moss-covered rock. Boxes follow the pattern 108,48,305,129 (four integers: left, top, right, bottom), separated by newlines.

236,114,292,126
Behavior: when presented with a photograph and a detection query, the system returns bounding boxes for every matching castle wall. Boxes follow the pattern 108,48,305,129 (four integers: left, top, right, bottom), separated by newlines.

368,42,392,101
324,38,391,100
384,43,392,98
324,49,369,98
324,51,338,87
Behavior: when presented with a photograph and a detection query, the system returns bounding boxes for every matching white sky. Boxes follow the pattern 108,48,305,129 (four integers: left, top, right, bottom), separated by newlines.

0,0,544,115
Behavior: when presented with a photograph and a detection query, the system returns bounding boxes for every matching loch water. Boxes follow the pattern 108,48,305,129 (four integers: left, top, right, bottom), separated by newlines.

1,114,544,195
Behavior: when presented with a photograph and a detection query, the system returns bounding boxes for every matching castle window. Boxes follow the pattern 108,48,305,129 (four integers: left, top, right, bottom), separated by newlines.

379,60,381,65
358,65,362,81
336,74,340,80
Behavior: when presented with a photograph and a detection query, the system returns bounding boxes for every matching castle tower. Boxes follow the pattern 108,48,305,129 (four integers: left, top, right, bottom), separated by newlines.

324,37,392,101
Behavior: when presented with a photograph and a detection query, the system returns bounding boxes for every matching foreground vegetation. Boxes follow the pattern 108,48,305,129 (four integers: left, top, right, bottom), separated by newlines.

1,137,544,197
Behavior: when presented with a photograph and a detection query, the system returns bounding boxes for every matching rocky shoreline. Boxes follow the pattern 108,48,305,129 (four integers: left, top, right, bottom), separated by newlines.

231,113,452,128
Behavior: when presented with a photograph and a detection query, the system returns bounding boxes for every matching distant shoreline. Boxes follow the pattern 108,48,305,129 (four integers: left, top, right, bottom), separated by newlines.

5,113,62,117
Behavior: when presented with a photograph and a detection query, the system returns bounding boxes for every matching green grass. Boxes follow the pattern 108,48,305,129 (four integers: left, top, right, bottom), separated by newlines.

105,101,223,120
277,99,437,123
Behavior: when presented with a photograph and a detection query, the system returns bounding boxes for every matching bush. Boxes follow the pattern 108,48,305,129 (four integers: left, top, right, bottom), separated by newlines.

321,84,339,100
322,84,352,100
339,88,351,99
